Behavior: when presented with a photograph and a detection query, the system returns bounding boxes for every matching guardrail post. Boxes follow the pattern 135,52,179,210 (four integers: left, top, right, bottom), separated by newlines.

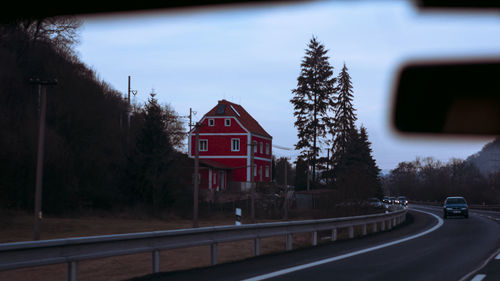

362,224,367,236
67,261,77,281
286,233,293,251
331,228,337,241
312,231,318,246
348,226,354,239
152,250,160,273
254,237,261,256
211,243,218,265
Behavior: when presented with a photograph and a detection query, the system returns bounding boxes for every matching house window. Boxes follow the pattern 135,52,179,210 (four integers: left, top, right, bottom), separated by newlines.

266,143,270,155
253,165,257,177
199,140,208,151
265,165,269,177
231,138,240,151
260,165,263,181
225,118,231,126
253,141,257,153
208,119,214,126
260,142,263,153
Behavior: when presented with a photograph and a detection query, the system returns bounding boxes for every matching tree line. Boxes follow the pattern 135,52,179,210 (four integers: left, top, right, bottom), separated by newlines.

383,138,500,205
0,18,192,216
290,36,382,200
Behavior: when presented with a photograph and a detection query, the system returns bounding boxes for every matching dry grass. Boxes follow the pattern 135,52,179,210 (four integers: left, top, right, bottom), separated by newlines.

0,208,385,281
0,211,303,281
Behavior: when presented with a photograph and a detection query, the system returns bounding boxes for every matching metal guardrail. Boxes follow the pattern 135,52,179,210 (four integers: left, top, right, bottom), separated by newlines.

0,209,407,281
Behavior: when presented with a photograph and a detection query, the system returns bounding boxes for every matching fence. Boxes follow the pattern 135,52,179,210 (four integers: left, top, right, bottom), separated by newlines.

0,209,407,281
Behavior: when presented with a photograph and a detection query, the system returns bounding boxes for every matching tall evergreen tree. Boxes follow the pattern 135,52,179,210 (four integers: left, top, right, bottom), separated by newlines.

358,126,383,198
331,63,357,166
291,36,337,184
123,92,174,213
335,126,382,199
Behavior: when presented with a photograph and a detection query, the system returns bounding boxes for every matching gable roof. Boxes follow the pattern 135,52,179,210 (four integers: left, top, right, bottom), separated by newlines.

204,100,272,138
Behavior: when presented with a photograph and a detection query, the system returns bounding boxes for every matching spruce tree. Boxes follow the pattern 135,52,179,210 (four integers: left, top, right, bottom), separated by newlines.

359,126,383,198
291,36,336,184
124,92,174,213
331,63,357,165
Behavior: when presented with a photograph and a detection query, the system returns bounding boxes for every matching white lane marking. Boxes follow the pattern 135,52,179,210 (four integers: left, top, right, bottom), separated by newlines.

471,274,487,281
243,209,443,281
496,253,500,259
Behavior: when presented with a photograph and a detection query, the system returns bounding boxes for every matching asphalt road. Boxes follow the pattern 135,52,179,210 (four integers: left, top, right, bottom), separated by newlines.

131,205,500,281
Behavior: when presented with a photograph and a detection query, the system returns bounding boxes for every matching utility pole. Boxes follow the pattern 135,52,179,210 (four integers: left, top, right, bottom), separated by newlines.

193,123,200,228
283,158,289,219
30,78,57,241
189,108,193,132
326,148,330,185
249,141,255,223
125,76,137,147
306,156,310,191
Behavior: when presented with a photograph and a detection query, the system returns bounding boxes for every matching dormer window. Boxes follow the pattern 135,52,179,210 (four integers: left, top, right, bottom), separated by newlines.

208,119,214,126
225,119,231,126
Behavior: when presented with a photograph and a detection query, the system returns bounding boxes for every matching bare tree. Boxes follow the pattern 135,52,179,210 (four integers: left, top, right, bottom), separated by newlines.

14,16,82,55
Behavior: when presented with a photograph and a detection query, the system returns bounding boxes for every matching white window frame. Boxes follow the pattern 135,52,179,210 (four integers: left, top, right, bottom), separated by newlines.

265,165,269,177
231,138,240,152
208,119,215,126
225,118,231,126
266,143,270,155
253,141,257,153
199,139,208,151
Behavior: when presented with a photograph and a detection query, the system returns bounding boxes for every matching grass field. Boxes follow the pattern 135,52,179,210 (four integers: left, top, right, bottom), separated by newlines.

0,211,322,281
0,207,380,281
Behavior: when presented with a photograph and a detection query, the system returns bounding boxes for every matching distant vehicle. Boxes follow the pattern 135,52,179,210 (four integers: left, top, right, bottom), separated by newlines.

383,196,390,204
443,196,469,219
397,196,408,206
389,196,396,204
368,197,383,208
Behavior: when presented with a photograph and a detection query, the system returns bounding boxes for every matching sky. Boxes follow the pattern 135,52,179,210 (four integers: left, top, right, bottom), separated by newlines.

75,0,500,172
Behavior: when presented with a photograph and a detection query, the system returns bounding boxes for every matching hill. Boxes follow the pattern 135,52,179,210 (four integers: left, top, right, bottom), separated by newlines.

467,137,500,177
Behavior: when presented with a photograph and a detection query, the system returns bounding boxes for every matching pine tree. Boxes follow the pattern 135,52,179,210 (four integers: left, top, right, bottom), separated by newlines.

124,92,174,213
291,36,337,184
358,126,383,198
331,63,357,167
334,126,382,200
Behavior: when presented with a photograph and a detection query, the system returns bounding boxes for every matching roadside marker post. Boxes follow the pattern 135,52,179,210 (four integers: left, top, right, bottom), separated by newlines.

236,208,242,225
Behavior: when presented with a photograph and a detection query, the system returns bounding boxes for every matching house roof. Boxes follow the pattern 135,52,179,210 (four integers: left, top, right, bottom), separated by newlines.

204,99,272,138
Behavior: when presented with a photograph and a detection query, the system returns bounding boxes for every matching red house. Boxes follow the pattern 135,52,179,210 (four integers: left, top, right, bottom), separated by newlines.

188,100,272,191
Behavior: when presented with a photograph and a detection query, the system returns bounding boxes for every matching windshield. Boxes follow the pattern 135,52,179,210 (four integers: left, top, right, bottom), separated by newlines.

446,198,467,205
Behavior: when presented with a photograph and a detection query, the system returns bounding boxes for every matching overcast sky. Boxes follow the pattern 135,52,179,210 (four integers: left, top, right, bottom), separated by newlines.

75,0,500,171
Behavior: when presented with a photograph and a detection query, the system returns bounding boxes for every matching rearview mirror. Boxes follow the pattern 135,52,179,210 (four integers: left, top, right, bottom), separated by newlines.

392,58,500,135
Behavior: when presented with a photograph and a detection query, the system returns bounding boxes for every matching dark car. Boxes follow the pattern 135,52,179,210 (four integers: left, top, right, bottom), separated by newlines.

443,197,469,219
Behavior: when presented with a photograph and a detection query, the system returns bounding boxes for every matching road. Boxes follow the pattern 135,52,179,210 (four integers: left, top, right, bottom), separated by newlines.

132,205,500,281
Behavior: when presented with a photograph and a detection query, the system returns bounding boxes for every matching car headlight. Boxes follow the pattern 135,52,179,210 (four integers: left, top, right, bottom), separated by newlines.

446,208,453,210
461,207,467,210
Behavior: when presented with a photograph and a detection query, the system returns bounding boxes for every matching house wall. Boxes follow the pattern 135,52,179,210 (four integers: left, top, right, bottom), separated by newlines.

190,135,248,157
250,135,272,182
188,113,273,186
